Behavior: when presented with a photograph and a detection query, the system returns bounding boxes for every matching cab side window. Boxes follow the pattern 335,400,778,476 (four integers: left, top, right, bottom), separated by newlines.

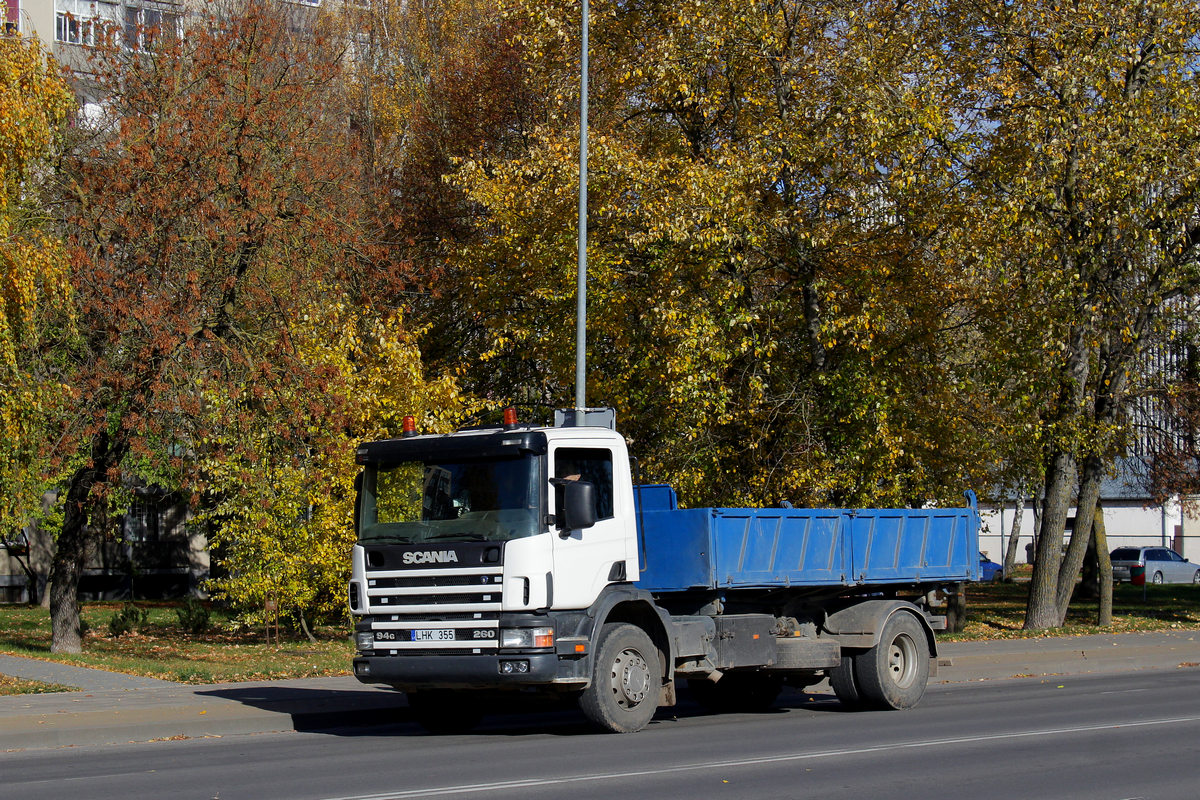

555,448,614,520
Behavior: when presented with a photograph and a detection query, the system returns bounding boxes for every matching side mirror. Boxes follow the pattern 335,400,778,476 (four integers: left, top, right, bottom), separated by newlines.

557,480,598,533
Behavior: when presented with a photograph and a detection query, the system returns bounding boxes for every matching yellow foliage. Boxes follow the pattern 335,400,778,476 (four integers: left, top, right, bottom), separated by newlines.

444,0,992,507
199,298,466,623
0,36,73,531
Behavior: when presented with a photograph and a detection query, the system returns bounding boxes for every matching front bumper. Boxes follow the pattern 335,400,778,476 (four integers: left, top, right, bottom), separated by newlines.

352,652,586,690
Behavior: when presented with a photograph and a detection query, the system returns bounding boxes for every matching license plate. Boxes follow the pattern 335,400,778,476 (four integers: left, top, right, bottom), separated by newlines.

411,628,456,642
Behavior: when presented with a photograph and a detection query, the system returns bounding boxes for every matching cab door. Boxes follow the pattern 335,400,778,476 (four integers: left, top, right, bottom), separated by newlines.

547,441,632,609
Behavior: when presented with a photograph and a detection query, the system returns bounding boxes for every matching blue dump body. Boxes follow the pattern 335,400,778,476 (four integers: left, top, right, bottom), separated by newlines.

633,485,979,593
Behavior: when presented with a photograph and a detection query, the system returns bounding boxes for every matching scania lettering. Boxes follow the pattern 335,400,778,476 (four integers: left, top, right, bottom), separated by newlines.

401,551,460,565
348,409,979,733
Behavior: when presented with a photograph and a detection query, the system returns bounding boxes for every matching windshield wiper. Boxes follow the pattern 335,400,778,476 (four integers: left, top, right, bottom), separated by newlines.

424,531,489,541
360,535,421,545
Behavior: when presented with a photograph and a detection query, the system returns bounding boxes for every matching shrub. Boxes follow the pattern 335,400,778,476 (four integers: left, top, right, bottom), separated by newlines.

175,598,211,634
107,603,149,637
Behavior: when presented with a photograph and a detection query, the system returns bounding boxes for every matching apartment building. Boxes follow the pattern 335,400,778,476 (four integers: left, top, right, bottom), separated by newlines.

7,0,179,50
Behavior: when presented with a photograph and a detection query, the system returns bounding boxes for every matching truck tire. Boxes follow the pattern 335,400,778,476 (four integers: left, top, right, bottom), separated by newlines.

853,612,929,710
579,623,660,733
829,655,863,709
407,690,484,735
688,673,783,713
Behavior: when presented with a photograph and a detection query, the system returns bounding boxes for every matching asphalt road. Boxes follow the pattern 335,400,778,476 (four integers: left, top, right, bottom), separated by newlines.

5,669,1200,800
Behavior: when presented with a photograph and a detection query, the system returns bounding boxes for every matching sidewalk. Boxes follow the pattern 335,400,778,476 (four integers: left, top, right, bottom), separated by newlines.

0,654,408,751
933,629,1200,682
2,630,1198,752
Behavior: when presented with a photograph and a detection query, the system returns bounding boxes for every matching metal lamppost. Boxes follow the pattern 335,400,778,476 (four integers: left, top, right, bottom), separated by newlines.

574,0,589,413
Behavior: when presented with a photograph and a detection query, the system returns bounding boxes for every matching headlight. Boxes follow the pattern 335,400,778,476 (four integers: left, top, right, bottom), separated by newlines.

499,627,554,649
355,631,376,651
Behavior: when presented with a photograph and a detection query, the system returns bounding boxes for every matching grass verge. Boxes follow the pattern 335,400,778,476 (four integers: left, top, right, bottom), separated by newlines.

943,579,1200,641
0,602,351,684
0,674,74,696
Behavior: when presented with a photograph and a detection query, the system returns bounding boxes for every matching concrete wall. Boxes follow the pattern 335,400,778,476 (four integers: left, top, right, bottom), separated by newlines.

11,0,55,42
980,497,1199,564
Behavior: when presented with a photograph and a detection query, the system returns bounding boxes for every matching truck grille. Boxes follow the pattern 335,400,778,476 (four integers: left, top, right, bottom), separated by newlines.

365,565,502,652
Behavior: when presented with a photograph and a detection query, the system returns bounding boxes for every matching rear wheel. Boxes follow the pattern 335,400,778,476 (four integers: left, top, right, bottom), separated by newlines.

688,673,783,713
406,690,484,735
852,613,929,711
579,623,661,733
829,655,863,709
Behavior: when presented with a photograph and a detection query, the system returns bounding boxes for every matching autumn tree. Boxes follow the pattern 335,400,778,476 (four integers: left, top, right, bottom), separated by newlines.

441,0,1005,507
0,36,73,577
44,0,413,651
344,0,537,379
954,1,1200,628
198,304,462,632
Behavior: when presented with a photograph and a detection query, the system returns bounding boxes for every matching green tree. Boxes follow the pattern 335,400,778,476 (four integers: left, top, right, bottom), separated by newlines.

955,1,1200,628
447,0,1001,507
199,303,463,630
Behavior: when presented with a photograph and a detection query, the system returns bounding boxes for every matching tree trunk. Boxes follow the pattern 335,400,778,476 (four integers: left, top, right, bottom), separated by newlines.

49,502,88,653
4,534,41,606
299,613,318,644
1077,527,1098,600
1030,492,1042,561
1024,452,1076,629
1025,322,1092,630
15,552,40,606
1094,501,1113,627
1054,454,1104,623
49,431,122,654
1003,492,1025,579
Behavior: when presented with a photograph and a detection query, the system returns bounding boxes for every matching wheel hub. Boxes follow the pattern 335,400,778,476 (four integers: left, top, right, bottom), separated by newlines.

612,648,651,707
887,634,918,689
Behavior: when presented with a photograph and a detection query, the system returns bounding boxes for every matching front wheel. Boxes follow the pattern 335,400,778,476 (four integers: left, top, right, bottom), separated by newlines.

852,612,930,711
579,623,661,733
1193,570,1200,584
1152,571,1165,585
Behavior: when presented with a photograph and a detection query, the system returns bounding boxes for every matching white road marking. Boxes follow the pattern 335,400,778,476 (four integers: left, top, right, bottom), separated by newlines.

318,714,1200,800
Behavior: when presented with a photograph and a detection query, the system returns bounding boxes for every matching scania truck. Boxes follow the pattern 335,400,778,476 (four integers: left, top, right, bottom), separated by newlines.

349,410,978,733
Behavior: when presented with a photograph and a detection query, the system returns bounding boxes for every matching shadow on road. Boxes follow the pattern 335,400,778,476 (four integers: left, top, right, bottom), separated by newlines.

195,684,847,739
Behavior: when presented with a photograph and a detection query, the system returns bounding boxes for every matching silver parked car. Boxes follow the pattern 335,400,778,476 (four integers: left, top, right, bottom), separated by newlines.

1111,547,1200,584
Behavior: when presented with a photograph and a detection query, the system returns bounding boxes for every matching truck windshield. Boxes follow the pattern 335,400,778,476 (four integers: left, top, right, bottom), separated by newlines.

358,455,543,544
